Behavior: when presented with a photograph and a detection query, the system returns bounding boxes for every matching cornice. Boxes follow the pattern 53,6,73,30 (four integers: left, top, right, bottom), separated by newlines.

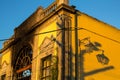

27,4,76,34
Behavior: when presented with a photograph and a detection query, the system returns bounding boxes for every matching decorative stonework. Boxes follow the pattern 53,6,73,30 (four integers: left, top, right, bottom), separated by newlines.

40,37,54,54
1,61,8,74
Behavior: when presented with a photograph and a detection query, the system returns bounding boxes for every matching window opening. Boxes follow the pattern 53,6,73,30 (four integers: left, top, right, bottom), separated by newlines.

15,46,32,80
41,55,52,80
1,74,6,80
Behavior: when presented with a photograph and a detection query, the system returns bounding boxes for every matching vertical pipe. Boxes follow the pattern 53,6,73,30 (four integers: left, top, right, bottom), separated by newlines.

75,10,78,80
61,17,65,80
67,18,71,80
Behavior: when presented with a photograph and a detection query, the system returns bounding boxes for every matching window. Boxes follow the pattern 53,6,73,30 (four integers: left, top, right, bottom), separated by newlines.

41,56,51,80
15,46,32,80
1,74,6,80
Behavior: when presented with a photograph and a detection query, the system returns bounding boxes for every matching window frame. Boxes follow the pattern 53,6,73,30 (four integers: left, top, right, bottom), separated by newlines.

41,55,52,80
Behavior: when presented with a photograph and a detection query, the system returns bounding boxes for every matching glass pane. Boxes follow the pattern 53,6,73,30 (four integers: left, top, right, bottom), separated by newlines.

46,60,50,66
46,77,51,80
43,70,46,77
44,60,47,67
46,67,50,76
41,78,45,80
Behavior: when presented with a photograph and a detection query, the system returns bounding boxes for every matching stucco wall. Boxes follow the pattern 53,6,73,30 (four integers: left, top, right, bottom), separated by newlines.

73,12,120,80
0,48,12,80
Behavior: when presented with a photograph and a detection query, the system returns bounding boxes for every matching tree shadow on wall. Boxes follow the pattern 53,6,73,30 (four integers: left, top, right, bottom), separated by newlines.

78,41,114,80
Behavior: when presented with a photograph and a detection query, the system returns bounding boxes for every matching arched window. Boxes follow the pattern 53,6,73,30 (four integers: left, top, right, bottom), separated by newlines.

14,46,32,80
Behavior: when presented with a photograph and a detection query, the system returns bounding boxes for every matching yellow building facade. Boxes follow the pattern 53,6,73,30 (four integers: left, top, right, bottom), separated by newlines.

0,0,120,80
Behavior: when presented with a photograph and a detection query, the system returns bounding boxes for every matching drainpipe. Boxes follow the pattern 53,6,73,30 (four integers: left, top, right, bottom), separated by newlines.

61,18,65,80
75,10,79,80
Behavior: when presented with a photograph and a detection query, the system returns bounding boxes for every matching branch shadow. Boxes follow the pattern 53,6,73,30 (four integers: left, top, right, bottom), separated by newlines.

79,42,114,80
84,66,114,77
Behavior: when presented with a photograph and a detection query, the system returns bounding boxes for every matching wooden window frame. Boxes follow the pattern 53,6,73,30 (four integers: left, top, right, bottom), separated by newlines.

41,55,52,80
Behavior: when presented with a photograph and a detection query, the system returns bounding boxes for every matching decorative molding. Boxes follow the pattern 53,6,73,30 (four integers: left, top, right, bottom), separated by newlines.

40,36,54,54
1,61,8,67
1,61,8,72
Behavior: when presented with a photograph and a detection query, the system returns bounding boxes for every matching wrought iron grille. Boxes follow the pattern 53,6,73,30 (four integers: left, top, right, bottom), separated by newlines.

14,46,32,80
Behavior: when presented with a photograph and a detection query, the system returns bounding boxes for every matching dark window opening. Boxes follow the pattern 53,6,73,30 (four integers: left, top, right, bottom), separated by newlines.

1,74,6,80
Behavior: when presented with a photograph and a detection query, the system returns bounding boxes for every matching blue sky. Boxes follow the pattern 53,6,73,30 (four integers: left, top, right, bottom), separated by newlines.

0,0,120,49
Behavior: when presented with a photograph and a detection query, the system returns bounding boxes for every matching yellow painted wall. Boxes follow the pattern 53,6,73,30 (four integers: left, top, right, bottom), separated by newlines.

0,48,11,80
1,49,11,66
76,12,120,80
38,21,57,46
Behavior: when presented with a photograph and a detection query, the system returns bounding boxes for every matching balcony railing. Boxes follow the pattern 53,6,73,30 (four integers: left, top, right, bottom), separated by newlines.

40,1,57,18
